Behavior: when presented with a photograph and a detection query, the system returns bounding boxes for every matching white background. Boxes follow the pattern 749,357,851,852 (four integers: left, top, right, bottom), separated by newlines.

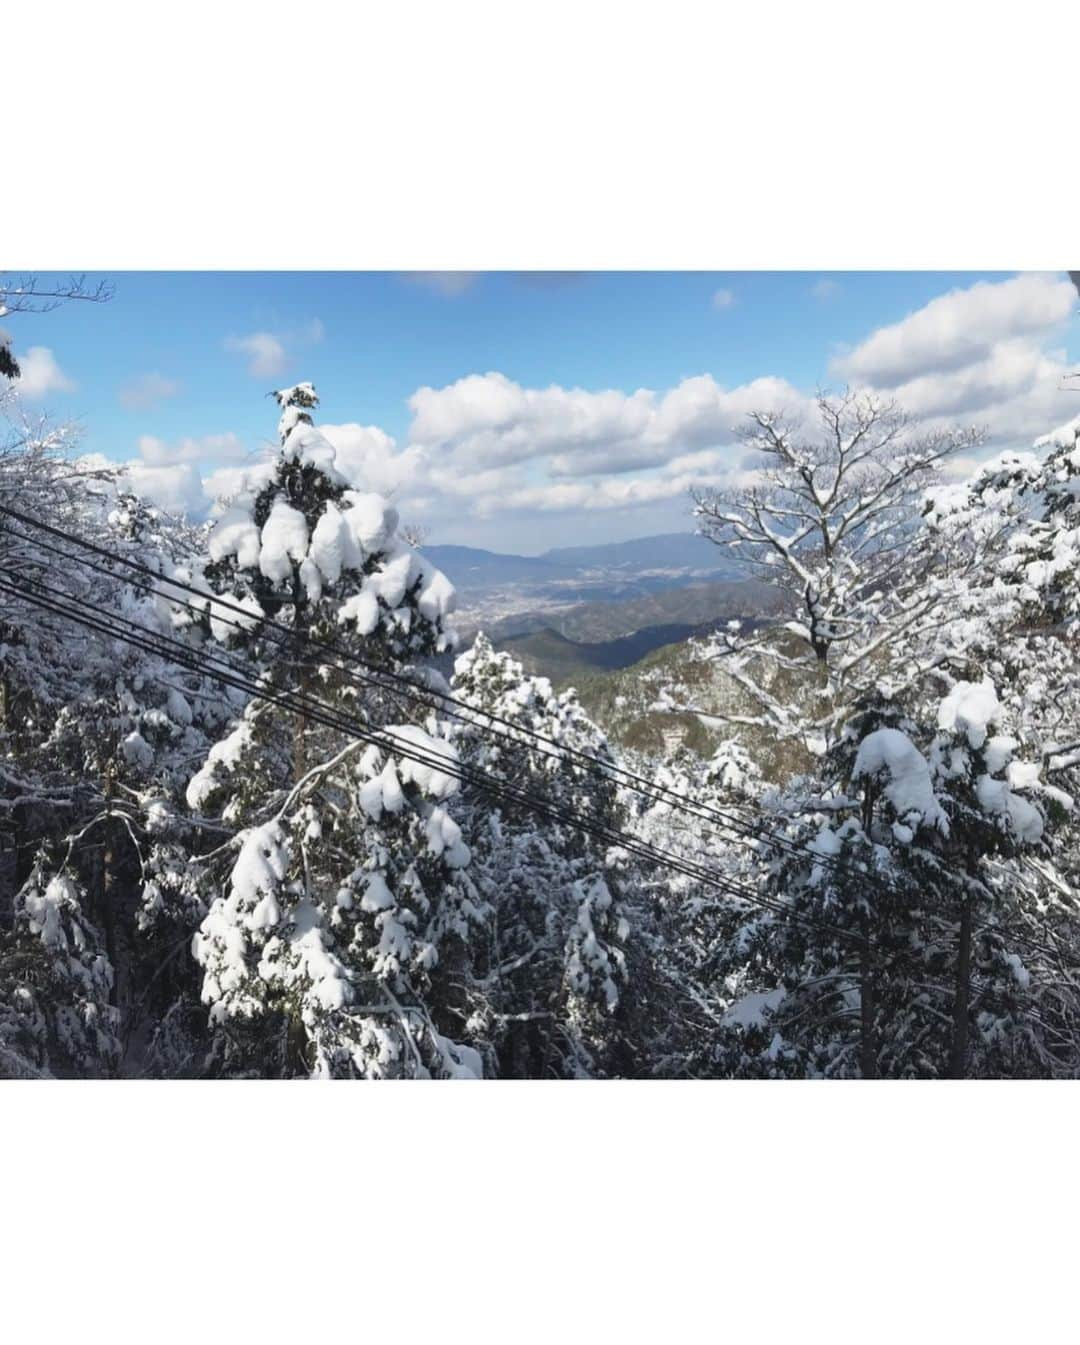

4,3,1080,1342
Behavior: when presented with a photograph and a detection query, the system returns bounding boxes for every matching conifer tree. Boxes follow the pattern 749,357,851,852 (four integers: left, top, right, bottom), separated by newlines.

449,634,633,1077
189,384,478,1077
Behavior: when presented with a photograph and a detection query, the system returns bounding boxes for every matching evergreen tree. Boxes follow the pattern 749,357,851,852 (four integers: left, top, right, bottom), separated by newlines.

189,384,478,1077
449,634,633,1077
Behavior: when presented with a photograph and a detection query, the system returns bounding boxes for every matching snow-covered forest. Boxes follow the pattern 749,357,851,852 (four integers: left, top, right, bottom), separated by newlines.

3,330,1080,1078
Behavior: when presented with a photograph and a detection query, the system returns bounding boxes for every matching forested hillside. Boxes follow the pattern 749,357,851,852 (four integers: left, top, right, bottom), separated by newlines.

3,374,1080,1078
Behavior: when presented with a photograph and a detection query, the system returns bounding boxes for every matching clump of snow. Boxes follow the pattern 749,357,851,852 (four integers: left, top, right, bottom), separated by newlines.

308,501,359,585
208,591,263,643
975,774,1044,844
208,507,262,569
424,805,471,868
338,589,380,635
360,873,395,913
388,726,461,800
343,491,398,554
121,730,154,769
412,552,457,623
722,985,786,1029
186,719,253,810
166,688,193,726
23,875,75,951
853,727,948,834
281,423,346,485
938,679,1001,749
1003,951,1031,989
433,1033,483,1079
365,547,413,609
257,901,351,1017
1034,413,1080,451
258,501,309,582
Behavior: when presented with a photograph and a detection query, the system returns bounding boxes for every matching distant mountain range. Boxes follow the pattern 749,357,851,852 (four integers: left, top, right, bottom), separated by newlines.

421,532,782,694
539,532,736,573
422,532,742,594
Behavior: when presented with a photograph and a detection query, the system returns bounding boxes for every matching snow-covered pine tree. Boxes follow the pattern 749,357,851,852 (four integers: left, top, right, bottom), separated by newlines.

0,411,218,1076
625,738,765,1076
449,633,633,1077
0,849,122,1078
188,384,481,1077
916,421,1080,1070
712,681,1054,1078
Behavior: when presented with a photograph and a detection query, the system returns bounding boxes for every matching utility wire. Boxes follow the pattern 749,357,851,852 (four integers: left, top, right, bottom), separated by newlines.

1,563,1050,1035
2,514,1068,1027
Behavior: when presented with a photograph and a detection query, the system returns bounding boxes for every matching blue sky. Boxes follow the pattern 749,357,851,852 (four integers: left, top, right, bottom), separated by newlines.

5,270,1078,552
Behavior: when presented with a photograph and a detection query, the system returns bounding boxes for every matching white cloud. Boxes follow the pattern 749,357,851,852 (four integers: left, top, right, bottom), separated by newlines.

225,331,288,378
14,346,75,398
712,288,736,310
117,273,1080,544
832,272,1075,388
407,370,813,477
120,462,207,516
403,272,479,298
320,423,429,499
119,372,180,410
136,431,249,467
825,272,1079,449
811,278,840,301
224,317,324,379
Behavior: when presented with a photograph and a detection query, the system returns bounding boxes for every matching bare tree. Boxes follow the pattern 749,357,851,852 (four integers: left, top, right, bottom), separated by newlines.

400,521,429,549
0,273,114,380
686,390,991,749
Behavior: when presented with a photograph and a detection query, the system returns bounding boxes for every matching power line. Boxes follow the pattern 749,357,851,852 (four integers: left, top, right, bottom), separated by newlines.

3,506,1070,979
2,514,1070,1039
2,561,1054,1040
0,501,809,859
0,568,847,941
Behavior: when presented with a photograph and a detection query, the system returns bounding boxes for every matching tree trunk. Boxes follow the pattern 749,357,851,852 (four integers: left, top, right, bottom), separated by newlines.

101,767,119,1010
950,899,972,1079
292,574,308,784
859,920,877,1080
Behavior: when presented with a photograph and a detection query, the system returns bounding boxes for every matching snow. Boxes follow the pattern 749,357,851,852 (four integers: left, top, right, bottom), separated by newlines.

166,688,193,726
258,501,309,583
984,735,1018,775
257,901,352,1016
280,423,346,486
121,731,154,769
938,679,1001,749
852,727,948,833
360,873,396,913
278,902,351,1014
342,491,398,554
389,726,461,800
24,875,75,951
208,590,263,643
1034,413,1080,451
1004,952,1031,989
186,719,253,810
722,985,786,1029
424,805,471,867
231,822,290,932
337,589,380,636
299,556,323,603
308,501,359,585
365,547,413,609
975,774,1044,844
412,552,457,623
433,1033,483,1080
208,506,262,569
